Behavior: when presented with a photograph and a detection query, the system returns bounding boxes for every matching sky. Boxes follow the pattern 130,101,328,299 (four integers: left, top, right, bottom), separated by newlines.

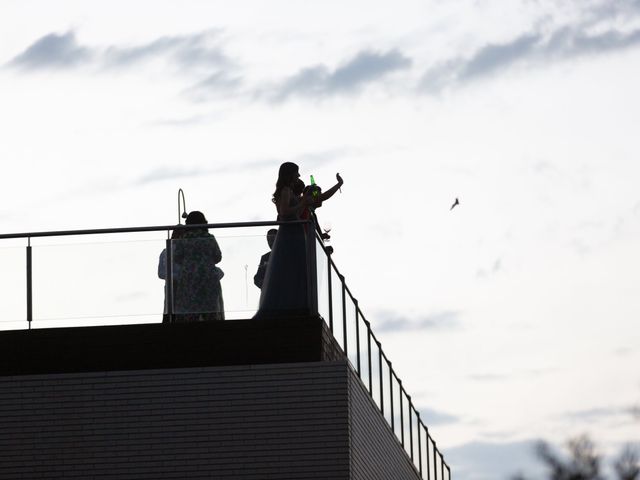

1,0,640,478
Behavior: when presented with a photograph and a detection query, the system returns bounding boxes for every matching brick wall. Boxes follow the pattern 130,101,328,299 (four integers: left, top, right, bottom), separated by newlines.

0,362,350,479
348,367,422,480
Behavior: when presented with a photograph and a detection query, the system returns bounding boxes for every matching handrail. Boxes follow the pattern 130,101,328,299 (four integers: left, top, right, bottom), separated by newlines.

0,220,309,240
314,229,450,479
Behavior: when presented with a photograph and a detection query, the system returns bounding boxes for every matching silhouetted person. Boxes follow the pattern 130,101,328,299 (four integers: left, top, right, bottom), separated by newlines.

255,163,343,319
253,228,278,289
158,228,183,323
172,211,225,322
450,197,460,210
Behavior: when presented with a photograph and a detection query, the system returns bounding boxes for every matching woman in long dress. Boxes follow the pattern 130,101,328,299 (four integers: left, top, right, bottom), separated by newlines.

173,211,225,321
256,162,343,319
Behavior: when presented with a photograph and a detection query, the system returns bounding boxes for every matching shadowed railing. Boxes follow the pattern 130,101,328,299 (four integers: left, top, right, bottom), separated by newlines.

0,220,451,480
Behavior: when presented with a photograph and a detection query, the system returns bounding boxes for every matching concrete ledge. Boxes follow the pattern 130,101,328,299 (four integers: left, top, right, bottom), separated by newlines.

0,317,345,376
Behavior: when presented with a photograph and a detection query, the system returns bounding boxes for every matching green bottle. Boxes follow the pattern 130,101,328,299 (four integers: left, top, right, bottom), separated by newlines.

310,175,319,198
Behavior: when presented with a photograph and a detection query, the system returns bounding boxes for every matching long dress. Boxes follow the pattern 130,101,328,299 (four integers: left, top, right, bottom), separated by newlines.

255,196,309,318
172,228,225,321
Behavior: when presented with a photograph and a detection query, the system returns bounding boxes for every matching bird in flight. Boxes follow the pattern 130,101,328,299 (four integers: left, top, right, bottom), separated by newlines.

450,197,460,210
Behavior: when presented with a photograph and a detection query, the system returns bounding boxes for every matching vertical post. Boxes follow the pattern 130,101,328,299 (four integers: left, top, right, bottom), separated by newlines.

389,366,394,433
446,463,451,480
327,261,333,332
433,442,439,480
399,383,405,446
366,322,373,394
165,235,173,323
378,340,384,415
417,417,423,475
409,401,414,461
305,219,318,316
355,302,361,375
425,429,431,480
341,277,347,355
26,238,32,330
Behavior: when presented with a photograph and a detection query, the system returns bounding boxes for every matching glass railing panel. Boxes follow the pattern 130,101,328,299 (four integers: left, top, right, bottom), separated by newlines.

345,289,359,370
381,357,392,426
0,242,27,330
391,374,402,439
315,238,330,325
411,408,420,467
427,436,435,480
31,234,166,328
370,339,382,410
209,227,272,320
418,424,427,479
330,264,344,350
358,313,371,394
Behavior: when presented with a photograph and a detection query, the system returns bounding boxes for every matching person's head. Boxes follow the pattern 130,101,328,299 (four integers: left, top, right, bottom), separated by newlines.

267,228,277,249
185,211,207,225
293,178,306,196
273,162,300,202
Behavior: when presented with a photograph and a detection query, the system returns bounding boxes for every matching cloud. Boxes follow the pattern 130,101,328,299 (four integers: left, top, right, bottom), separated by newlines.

7,29,234,79
270,49,412,101
135,148,349,185
417,407,461,426
104,30,229,71
8,31,92,70
564,405,639,422
446,439,543,480
375,310,461,333
421,25,640,92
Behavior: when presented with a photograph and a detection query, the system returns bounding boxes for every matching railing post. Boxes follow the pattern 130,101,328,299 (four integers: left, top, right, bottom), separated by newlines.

306,220,318,316
165,235,174,323
366,321,372,394
446,462,451,480
355,302,361,375
408,400,414,462
417,416,423,476
425,428,431,480
341,276,347,355
26,238,32,330
327,260,333,332
399,382,405,447
377,340,384,415
389,365,394,432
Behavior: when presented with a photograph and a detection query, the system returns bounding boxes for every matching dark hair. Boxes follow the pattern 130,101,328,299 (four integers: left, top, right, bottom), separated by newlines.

273,162,299,203
185,211,207,225
267,228,278,236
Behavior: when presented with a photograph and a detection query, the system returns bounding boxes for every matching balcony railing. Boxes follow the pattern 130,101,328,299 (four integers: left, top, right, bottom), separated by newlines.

0,219,451,480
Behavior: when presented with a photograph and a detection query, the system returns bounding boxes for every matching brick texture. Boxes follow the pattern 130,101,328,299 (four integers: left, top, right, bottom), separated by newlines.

0,362,350,479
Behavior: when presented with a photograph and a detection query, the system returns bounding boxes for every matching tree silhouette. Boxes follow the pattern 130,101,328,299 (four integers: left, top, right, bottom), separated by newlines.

513,435,639,480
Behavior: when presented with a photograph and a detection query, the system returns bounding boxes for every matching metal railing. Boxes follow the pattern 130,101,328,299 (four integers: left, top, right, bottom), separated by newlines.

0,219,450,479
313,230,451,480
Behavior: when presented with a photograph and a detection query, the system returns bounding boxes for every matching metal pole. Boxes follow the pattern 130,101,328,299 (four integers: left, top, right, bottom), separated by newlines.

409,401,414,462
355,303,361,375
341,276,347,355
305,220,318,316
165,235,174,323
389,365,394,433
378,340,384,415
399,383,405,446
327,261,333,332
417,416,422,475
26,238,32,330
366,322,372,394
446,463,451,480
425,428,431,480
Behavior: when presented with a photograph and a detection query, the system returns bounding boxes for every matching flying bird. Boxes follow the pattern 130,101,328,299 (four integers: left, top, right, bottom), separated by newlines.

450,197,460,210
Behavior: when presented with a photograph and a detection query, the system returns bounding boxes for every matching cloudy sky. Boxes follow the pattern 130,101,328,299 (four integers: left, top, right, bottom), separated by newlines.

1,0,640,478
